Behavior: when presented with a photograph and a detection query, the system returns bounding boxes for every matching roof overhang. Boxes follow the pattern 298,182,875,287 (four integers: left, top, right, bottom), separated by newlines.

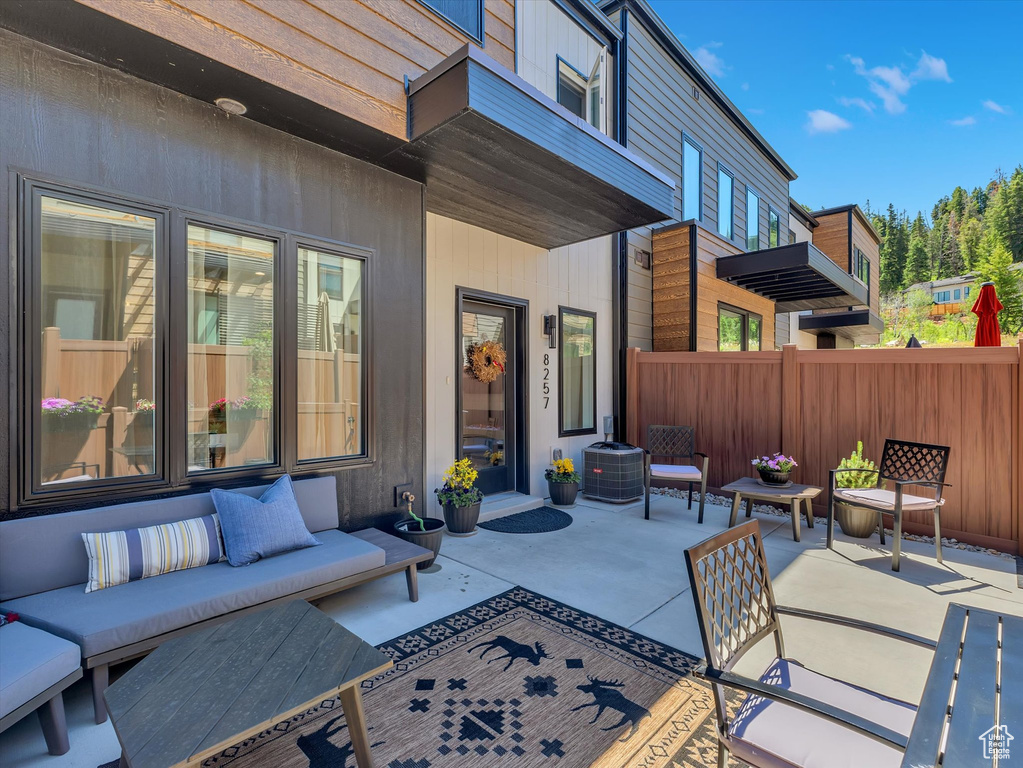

384,46,675,249
798,309,884,342
715,242,869,312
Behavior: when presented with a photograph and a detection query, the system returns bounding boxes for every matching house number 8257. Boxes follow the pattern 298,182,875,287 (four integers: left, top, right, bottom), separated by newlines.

542,354,550,409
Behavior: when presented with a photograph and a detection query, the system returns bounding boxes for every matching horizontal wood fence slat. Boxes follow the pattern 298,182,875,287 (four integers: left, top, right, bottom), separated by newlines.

627,342,1023,554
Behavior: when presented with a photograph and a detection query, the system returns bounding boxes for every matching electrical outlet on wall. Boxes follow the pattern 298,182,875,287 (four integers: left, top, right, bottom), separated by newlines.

394,482,413,507
552,447,563,462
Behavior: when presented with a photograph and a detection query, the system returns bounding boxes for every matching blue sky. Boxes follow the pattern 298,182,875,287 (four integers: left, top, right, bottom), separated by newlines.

648,0,1023,220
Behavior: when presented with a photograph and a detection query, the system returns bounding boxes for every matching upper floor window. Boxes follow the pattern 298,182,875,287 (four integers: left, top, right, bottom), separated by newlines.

768,208,780,248
854,246,870,287
717,164,734,240
419,0,484,43
556,52,606,131
746,187,760,250
682,135,703,221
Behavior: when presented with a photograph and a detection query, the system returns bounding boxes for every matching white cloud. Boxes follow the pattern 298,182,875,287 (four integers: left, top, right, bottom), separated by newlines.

912,51,952,82
741,82,749,91
747,107,765,115
806,109,852,135
846,51,951,115
838,96,875,114
693,42,727,78
983,99,1011,114
949,116,976,126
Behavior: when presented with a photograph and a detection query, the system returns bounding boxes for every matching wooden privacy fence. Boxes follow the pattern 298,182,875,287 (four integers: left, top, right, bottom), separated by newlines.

627,342,1023,554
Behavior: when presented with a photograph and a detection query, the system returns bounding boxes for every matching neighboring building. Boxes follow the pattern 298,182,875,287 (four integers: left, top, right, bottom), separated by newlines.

780,203,884,348
600,0,869,354
907,275,976,316
0,0,673,521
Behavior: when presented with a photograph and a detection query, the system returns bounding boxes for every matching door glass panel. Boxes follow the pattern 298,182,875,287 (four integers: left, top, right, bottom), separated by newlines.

37,196,157,486
461,309,506,472
186,225,275,472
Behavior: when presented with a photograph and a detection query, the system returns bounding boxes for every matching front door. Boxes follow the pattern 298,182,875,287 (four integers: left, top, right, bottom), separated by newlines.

458,296,523,496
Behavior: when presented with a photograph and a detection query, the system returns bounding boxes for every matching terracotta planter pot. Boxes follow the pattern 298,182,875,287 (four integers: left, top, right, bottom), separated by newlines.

393,518,445,569
835,500,879,539
548,480,579,506
443,502,481,536
758,468,791,485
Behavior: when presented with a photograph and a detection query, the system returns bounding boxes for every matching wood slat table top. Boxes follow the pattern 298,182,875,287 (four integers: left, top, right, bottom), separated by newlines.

351,526,433,567
721,476,823,500
901,603,1019,768
105,600,391,768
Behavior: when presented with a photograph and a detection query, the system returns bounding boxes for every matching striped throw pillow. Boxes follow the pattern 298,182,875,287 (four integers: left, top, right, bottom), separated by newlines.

81,514,225,593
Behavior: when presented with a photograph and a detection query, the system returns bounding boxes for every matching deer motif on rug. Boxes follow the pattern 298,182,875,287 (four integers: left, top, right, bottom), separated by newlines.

571,676,651,741
467,635,550,671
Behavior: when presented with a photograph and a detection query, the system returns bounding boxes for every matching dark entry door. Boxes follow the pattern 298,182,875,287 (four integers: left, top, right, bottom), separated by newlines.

459,299,518,496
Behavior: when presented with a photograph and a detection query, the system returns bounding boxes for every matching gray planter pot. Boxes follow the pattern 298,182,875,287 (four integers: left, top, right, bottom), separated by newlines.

443,502,481,536
393,518,445,569
835,500,878,539
548,480,579,506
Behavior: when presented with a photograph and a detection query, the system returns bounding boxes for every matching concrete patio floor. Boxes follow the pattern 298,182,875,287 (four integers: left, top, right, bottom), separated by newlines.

3,493,1021,767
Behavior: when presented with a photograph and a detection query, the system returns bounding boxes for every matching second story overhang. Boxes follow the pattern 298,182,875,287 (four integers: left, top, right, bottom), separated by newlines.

716,241,869,312
386,46,675,249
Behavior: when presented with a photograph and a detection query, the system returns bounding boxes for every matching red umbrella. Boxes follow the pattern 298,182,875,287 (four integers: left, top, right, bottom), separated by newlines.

971,281,1003,347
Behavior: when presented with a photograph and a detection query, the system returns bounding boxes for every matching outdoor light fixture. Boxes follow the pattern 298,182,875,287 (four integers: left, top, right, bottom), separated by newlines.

214,97,248,115
543,314,557,348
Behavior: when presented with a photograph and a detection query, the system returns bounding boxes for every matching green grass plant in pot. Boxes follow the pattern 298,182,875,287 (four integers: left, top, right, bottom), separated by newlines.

435,458,483,536
545,457,581,506
834,441,881,538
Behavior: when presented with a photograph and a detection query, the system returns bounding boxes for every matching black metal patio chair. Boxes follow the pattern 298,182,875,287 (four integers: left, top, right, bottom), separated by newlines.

685,520,936,768
643,425,709,522
826,439,952,571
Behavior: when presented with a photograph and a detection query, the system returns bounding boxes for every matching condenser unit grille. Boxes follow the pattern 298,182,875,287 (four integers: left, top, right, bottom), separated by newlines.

582,442,644,503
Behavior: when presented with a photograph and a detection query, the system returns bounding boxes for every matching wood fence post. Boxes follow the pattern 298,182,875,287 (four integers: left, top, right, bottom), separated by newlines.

1017,340,1022,554
42,326,61,398
626,347,640,446
781,344,801,480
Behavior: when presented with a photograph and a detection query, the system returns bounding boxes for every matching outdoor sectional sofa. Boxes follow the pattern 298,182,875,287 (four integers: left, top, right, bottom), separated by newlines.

0,476,431,724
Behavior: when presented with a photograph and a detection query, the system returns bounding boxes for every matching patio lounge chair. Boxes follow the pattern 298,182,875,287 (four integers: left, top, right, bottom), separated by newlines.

644,425,708,522
685,520,937,768
826,439,951,571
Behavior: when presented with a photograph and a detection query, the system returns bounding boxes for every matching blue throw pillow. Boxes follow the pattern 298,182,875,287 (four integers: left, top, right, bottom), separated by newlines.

211,475,321,566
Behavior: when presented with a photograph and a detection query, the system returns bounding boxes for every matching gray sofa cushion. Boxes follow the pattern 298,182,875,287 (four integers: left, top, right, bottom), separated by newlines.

0,622,81,718
729,658,916,768
0,529,384,659
0,476,339,600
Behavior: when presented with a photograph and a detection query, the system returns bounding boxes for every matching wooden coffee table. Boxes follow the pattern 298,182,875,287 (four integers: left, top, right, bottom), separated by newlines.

105,600,391,768
722,477,822,542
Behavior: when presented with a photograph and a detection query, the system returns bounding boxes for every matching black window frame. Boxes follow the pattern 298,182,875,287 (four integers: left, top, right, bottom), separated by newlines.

681,132,704,222
716,302,762,352
557,306,597,438
717,163,735,241
768,207,780,248
14,174,374,509
745,185,761,251
417,0,485,45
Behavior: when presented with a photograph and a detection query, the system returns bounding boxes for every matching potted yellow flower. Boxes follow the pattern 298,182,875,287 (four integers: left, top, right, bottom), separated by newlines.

546,457,581,506
435,458,484,535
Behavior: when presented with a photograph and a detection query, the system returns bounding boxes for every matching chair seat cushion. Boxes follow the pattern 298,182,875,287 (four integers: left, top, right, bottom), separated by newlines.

0,529,384,659
834,488,942,512
0,622,81,718
649,463,703,482
728,658,916,768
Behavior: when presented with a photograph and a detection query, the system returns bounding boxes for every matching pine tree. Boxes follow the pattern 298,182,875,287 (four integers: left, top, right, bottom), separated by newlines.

903,233,930,287
878,203,901,294
974,237,1023,334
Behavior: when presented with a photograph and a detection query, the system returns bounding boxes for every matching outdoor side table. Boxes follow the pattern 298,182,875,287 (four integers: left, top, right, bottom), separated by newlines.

721,477,821,542
902,603,1022,767
104,600,392,768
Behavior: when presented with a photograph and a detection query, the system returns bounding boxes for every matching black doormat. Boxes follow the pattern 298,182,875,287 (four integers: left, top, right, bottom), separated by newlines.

100,587,738,768
478,506,573,534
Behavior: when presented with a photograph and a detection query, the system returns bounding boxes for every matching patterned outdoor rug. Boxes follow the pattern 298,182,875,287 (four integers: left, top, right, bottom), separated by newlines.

478,507,573,534
100,588,742,768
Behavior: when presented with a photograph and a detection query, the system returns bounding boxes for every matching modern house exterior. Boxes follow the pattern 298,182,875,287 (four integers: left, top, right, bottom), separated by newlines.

907,274,976,316
0,0,674,524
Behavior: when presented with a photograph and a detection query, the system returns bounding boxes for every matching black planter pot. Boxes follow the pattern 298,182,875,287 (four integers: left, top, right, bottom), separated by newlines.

548,480,579,506
443,502,481,536
393,518,445,569
758,468,791,485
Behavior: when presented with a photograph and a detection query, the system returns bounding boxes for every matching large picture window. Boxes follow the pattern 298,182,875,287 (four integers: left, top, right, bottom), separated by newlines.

717,164,734,240
297,246,365,461
559,307,596,436
682,134,703,221
32,193,160,491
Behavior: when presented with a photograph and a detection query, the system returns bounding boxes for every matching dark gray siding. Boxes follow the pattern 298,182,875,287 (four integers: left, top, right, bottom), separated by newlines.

617,13,790,349
0,30,424,530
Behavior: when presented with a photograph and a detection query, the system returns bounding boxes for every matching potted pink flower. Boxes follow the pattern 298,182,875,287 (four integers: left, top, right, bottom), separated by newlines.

752,453,798,485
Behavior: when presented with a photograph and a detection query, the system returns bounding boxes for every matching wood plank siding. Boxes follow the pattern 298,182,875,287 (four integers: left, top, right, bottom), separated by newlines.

652,223,775,352
611,8,791,350
850,212,881,310
814,208,880,311
810,211,850,271
74,0,515,140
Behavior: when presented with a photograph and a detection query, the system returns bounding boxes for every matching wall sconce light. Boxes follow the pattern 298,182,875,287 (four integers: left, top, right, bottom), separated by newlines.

543,314,557,349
